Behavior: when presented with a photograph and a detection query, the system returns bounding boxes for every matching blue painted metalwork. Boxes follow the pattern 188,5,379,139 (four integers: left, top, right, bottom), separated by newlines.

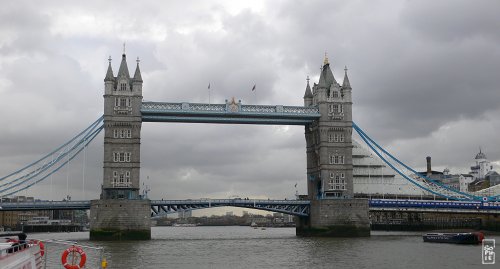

370,199,500,213
2,199,499,215
141,102,320,125
0,117,104,197
352,122,488,201
0,200,91,211
150,199,311,217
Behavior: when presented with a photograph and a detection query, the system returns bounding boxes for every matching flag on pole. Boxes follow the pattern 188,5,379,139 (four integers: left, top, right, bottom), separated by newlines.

252,84,256,91
294,183,297,188
208,83,210,90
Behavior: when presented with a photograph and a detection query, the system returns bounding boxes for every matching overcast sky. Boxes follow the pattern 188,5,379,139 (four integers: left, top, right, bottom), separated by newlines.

1,0,499,208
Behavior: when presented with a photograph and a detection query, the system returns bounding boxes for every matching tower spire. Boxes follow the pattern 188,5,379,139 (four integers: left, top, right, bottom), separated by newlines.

133,57,143,82
304,76,313,98
104,55,114,82
318,54,336,89
117,51,130,78
342,65,351,89
323,52,329,65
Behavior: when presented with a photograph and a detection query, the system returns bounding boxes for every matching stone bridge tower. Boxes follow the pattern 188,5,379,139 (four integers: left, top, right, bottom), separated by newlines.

297,55,370,236
90,53,151,240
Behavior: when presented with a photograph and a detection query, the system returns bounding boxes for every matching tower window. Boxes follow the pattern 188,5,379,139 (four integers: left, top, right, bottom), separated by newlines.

332,91,339,98
112,170,131,187
328,133,334,142
113,152,132,162
120,83,127,91
329,154,345,164
114,97,131,108
329,104,343,113
113,128,132,138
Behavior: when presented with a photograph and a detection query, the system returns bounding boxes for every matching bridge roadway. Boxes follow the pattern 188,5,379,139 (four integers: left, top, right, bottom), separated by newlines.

1,199,500,216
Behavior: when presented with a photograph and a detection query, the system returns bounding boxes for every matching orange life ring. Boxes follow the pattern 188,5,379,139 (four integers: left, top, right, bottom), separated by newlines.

29,240,45,256
61,245,87,269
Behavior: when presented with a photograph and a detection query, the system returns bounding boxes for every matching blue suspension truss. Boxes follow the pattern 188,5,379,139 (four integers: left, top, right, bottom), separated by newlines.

0,116,104,196
352,122,496,202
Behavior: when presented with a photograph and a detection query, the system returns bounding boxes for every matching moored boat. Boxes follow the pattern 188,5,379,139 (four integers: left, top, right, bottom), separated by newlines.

0,233,44,269
0,232,107,269
422,232,484,244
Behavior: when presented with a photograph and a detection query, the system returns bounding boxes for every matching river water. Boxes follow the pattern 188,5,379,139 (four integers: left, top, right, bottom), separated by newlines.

32,227,497,269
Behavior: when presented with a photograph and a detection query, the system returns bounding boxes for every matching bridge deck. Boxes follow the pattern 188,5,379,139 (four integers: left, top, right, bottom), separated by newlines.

150,199,311,217
141,102,321,125
2,199,499,216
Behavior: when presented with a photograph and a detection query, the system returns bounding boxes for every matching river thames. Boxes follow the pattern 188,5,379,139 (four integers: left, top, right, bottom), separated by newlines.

33,227,497,269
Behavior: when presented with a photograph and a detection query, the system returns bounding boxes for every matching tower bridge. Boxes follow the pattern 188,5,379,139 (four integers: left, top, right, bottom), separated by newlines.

1,52,499,239
86,52,368,240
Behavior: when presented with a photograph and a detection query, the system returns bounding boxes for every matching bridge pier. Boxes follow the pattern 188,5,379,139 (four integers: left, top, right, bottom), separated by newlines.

296,199,370,237
90,199,151,240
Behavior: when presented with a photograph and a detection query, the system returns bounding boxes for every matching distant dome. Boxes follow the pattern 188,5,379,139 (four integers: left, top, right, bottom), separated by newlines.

475,150,487,160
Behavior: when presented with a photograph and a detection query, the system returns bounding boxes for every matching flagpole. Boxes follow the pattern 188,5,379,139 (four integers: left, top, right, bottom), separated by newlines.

208,83,211,105
252,84,256,104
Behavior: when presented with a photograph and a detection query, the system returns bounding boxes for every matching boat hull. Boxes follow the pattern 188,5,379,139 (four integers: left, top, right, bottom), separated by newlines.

423,232,483,244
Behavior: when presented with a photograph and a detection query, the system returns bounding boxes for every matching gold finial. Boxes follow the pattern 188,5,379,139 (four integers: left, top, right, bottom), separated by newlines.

136,57,140,64
344,65,348,73
123,42,126,54
108,56,112,63
323,52,329,65
306,75,310,84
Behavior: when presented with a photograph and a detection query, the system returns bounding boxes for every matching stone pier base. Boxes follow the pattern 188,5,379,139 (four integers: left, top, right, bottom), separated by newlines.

296,199,370,237
89,199,151,240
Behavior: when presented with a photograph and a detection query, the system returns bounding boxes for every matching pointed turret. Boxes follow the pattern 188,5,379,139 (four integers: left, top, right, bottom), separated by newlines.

304,76,313,107
317,54,336,89
117,53,130,78
342,66,351,89
104,56,114,82
304,76,313,98
133,57,143,82
132,57,143,93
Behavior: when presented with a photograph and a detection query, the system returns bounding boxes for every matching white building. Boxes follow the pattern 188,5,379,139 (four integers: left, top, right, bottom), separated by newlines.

352,140,428,197
459,174,475,192
470,149,493,180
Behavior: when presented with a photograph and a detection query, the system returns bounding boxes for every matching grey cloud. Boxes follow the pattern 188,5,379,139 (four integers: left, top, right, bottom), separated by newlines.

0,0,499,203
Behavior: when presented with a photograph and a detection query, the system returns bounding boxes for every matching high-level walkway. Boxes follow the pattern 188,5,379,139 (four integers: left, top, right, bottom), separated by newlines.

141,101,321,125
